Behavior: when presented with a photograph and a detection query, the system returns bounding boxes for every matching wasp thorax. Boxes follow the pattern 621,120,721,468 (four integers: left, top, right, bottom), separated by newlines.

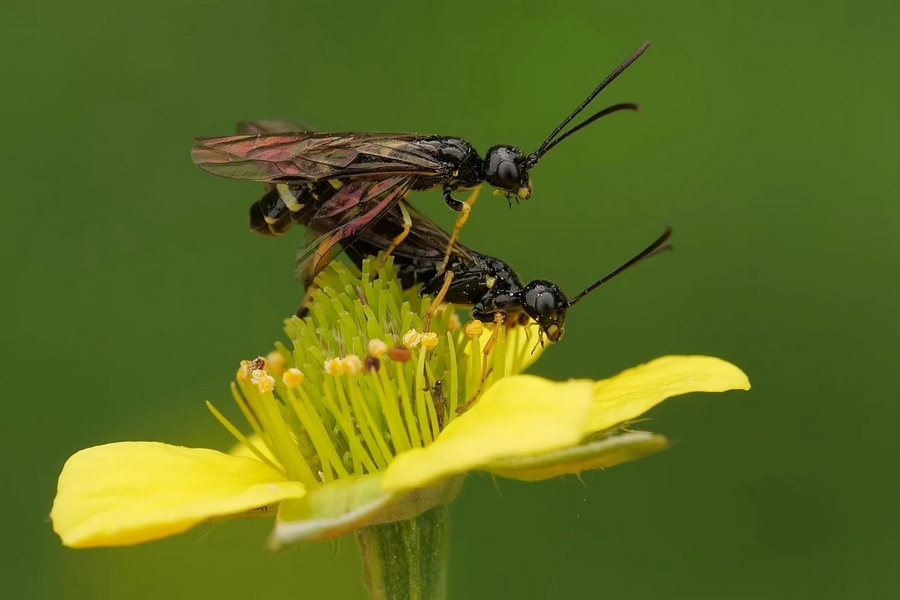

484,145,532,199
522,280,568,343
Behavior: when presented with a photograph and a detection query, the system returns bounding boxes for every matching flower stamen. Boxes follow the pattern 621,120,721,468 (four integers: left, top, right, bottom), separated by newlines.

324,358,345,377
464,320,483,338
251,369,276,394
402,329,422,348
283,368,305,387
368,339,388,356
343,355,363,376
387,345,412,362
216,260,540,488
421,332,439,350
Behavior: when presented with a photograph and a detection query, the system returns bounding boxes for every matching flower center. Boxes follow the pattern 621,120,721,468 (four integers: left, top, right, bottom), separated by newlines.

209,258,541,488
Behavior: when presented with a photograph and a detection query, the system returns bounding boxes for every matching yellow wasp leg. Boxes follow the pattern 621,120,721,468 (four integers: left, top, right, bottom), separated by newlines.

440,185,481,273
422,270,454,333
456,311,505,414
375,202,412,270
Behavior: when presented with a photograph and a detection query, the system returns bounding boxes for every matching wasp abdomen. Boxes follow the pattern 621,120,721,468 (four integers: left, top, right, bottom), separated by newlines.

249,182,335,236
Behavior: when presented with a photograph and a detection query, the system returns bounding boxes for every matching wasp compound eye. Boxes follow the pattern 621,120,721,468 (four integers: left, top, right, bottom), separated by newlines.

533,291,558,322
496,160,520,190
522,280,567,325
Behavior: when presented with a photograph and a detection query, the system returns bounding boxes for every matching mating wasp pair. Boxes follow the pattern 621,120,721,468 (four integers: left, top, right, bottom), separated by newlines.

192,42,666,346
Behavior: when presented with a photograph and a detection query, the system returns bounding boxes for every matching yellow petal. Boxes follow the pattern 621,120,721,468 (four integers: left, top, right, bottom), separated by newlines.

382,376,594,491
588,355,750,433
486,432,668,481
51,442,306,548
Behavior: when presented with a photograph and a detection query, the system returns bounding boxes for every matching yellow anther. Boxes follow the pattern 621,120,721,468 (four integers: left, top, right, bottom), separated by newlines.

402,328,422,348
251,369,275,394
343,355,363,376
266,351,286,376
421,331,439,350
282,368,305,387
448,312,462,331
239,357,267,380
368,338,388,357
237,360,253,381
324,358,345,376
464,320,484,338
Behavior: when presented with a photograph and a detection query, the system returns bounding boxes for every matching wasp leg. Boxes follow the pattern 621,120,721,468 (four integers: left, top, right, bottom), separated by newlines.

440,185,481,272
456,312,505,414
295,283,319,319
374,203,412,271
422,270,454,332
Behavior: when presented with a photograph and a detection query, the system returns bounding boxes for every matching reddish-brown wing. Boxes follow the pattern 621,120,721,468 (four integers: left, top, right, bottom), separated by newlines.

191,132,446,183
294,175,415,284
233,120,315,191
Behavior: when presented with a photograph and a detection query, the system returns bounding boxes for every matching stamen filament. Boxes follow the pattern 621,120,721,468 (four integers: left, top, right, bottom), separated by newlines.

446,331,460,415
283,386,342,482
414,348,434,444
374,366,412,453
205,401,286,477
394,361,422,448
348,382,392,467
230,383,265,442
494,328,508,384
416,348,441,442
468,334,481,400
321,380,378,474
246,382,318,486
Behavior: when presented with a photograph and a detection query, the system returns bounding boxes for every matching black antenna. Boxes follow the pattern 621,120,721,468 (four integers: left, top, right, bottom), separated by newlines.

565,227,672,308
532,103,640,159
527,41,650,168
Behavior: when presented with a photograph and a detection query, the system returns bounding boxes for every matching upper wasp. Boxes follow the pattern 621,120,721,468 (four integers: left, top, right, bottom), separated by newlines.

191,42,650,281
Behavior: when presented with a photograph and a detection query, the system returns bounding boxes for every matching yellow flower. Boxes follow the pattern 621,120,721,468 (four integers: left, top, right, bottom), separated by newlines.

50,260,749,549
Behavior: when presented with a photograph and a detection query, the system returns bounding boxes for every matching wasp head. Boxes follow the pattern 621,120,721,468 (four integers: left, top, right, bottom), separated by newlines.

521,280,568,343
484,145,532,202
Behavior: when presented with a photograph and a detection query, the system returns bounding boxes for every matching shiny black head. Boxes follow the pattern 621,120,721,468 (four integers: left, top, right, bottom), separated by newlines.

484,145,532,201
482,44,649,205
522,280,569,343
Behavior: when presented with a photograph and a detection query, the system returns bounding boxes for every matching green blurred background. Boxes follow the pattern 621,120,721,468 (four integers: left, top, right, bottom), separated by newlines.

3,0,897,598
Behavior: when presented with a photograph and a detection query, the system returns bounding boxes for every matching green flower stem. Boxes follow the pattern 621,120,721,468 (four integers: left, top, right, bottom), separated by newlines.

355,505,451,600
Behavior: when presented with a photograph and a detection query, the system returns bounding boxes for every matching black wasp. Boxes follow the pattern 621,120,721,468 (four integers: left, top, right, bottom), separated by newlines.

344,201,670,410
192,42,650,283
342,200,672,345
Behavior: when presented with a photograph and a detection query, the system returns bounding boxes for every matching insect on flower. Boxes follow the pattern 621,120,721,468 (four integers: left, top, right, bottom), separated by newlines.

191,42,651,283
344,200,672,346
